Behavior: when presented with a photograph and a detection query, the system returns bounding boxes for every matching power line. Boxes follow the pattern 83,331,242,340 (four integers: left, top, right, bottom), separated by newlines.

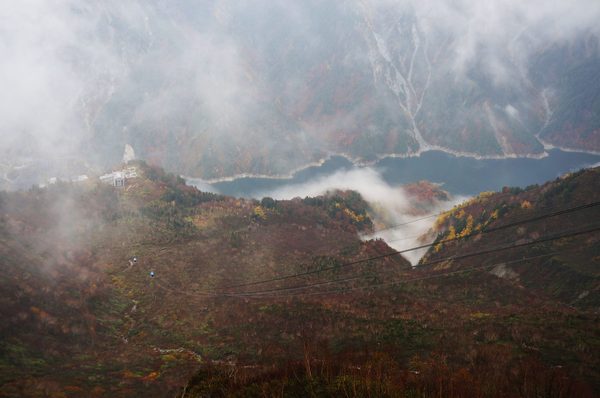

230,183,584,286
385,233,430,243
256,190,532,280
245,252,563,299
369,213,438,233
221,200,600,290
152,224,599,300
225,225,600,297
155,279,240,298
263,184,590,282
362,186,554,235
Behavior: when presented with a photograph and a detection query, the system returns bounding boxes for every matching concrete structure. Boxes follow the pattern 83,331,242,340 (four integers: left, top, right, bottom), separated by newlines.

100,166,138,187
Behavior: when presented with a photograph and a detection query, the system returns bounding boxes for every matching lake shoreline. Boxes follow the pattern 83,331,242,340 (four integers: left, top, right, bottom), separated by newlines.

187,148,600,198
186,144,600,186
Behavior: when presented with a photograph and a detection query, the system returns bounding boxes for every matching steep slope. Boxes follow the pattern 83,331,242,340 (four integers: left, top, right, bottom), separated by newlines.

1,164,599,396
0,162,409,396
69,5,600,171
3,1,600,189
179,168,600,397
423,167,600,310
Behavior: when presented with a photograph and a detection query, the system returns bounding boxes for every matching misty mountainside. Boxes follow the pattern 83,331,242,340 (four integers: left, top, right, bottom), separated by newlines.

0,161,411,396
2,1,600,189
0,162,599,397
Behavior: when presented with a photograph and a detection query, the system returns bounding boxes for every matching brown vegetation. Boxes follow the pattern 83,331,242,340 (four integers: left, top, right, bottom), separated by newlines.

0,163,599,397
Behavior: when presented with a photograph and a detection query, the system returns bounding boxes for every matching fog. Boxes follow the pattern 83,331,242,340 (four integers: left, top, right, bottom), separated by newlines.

1,0,599,186
254,167,465,264
400,0,600,81
3,0,597,260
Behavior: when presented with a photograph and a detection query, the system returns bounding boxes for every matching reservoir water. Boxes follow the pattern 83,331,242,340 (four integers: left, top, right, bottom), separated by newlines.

190,149,600,198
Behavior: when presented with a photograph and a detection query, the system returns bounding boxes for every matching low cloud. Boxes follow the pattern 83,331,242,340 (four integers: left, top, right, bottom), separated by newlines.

2,0,599,184
256,167,465,264
375,0,600,82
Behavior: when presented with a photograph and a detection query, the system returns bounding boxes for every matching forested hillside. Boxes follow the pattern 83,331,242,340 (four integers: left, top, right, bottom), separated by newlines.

1,163,598,397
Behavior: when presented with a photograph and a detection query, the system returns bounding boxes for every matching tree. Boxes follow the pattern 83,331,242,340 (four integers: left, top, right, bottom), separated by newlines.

260,197,276,209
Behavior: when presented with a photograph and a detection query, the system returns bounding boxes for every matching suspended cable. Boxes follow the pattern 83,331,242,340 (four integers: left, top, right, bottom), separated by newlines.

225,225,600,297
360,184,563,235
221,200,600,290
152,225,599,299
248,252,563,299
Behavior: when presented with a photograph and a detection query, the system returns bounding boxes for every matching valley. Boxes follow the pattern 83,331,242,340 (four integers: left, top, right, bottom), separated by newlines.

2,2,600,396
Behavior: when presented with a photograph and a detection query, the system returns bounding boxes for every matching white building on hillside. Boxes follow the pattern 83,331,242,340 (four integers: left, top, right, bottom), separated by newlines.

100,167,137,187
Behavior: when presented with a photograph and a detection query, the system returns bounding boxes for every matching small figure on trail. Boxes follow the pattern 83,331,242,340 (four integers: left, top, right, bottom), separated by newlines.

133,257,138,263
150,271,155,278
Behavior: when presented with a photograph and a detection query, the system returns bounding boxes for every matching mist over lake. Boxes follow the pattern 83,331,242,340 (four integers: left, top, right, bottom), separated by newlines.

189,149,600,198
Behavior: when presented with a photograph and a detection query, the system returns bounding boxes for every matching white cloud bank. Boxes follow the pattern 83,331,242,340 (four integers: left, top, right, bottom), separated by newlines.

1,0,599,181
256,167,465,264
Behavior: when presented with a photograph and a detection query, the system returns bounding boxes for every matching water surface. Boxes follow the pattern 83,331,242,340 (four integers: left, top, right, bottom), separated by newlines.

189,149,600,197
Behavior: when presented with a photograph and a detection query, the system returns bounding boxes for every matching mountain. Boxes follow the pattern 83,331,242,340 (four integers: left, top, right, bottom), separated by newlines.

0,162,599,396
2,1,600,189
423,167,600,310
0,162,403,396
180,167,600,397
